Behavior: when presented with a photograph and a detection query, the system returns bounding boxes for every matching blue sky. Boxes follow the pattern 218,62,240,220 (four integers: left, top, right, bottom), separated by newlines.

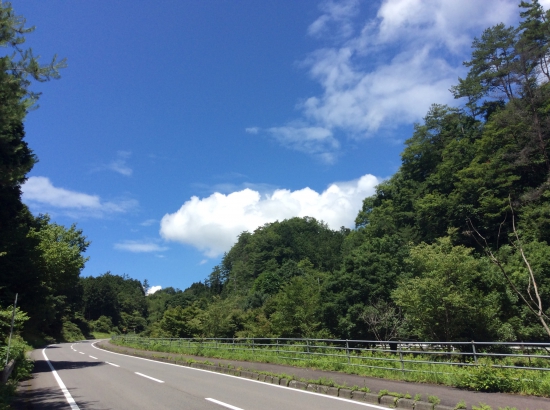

12,0,526,293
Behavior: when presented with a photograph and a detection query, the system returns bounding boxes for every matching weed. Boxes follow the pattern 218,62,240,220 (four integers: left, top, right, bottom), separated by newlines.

454,399,467,409
414,393,422,401
472,403,492,410
428,395,441,405
456,363,517,393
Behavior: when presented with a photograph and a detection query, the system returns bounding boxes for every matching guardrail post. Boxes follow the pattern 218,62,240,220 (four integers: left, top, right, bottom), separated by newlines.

306,338,310,356
471,340,477,364
398,341,405,378
252,338,255,355
276,338,279,356
346,339,350,364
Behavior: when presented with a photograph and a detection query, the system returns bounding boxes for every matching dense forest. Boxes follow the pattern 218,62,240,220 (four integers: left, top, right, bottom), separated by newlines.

3,1,550,345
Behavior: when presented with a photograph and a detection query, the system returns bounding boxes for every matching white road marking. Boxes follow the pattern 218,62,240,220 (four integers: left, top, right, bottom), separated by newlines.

42,347,80,410
205,398,244,410
106,362,120,367
79,352,85,355
91,341,386,409
89,356,98,359
135,372,164,383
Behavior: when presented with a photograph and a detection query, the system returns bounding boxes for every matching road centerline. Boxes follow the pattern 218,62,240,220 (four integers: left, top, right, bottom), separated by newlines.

105,362,120,367
135,372,164,383
89,356,98,359
205,398,244,410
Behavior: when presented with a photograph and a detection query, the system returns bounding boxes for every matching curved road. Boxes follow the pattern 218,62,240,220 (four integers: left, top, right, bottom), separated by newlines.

21,340,389,410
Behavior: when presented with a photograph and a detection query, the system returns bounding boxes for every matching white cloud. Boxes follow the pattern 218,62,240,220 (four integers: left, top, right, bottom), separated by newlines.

245,127,259,134
146,285,162,295
160,173,380,257
268,125,339,162
114,240,168,253
267,0,519,158
199,259,208,265
107,151,133,176
22,176,137,217
308,0,359,38
140,219,157,227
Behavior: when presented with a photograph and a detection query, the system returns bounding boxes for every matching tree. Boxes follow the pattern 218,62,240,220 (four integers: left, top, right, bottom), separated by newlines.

268,260,327,338
393,237,507,342
468,200,550,339
0,1,66,244
0,2,67,341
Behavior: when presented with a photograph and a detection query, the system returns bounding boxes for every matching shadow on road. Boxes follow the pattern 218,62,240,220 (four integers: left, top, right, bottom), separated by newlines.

13,386,104,410
13,359,107,410
32,359,106,374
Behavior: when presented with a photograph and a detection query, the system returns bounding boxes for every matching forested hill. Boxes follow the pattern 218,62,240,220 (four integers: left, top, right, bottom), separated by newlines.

3,1,550,345
143,1,550,343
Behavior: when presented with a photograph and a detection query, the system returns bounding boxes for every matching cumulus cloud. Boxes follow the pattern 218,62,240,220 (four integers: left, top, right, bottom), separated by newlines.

160,173,380,257
146,285,162,295
22,176,137,217
267,0,519,159
114,240,168,253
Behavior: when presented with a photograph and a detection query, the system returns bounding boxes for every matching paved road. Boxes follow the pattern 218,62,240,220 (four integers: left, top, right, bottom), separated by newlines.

18,340,389,410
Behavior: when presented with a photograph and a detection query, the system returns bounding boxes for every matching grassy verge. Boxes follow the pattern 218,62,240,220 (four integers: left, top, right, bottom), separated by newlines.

111,338,550,397
89,332,113,340
0,337,33,409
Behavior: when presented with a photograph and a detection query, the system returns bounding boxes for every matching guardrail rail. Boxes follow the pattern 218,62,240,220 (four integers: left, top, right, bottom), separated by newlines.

111,336,550,377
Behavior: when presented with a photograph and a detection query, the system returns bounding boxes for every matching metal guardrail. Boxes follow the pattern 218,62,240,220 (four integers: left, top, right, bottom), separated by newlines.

111,336,550,375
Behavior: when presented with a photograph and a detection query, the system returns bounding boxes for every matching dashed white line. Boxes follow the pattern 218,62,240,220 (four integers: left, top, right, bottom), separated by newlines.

91,341,386,409
205,398,244,410
89,356,98,359
105,362,120,367
135,372,164,383
79,352,85,355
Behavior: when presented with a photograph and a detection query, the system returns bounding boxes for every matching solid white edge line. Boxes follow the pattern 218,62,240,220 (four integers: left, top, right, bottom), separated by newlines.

106,362,120,367
42,347,81,410
205,397,244,410
135,372,164,383
91,341,388,409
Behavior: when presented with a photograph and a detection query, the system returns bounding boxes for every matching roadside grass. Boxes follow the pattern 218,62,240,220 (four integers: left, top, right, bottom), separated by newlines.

0,337,33,409
111,338,550,397
89,332,112,340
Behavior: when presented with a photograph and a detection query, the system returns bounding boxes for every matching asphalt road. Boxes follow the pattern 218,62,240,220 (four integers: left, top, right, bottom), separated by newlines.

20,340,390,410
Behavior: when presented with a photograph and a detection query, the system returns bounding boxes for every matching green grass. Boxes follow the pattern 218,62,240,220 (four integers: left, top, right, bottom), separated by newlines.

0,337,34,409
90,332,113,340
111,337,550,397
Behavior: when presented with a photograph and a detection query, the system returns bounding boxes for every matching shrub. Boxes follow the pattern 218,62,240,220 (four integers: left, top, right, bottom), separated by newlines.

456,364,517,393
